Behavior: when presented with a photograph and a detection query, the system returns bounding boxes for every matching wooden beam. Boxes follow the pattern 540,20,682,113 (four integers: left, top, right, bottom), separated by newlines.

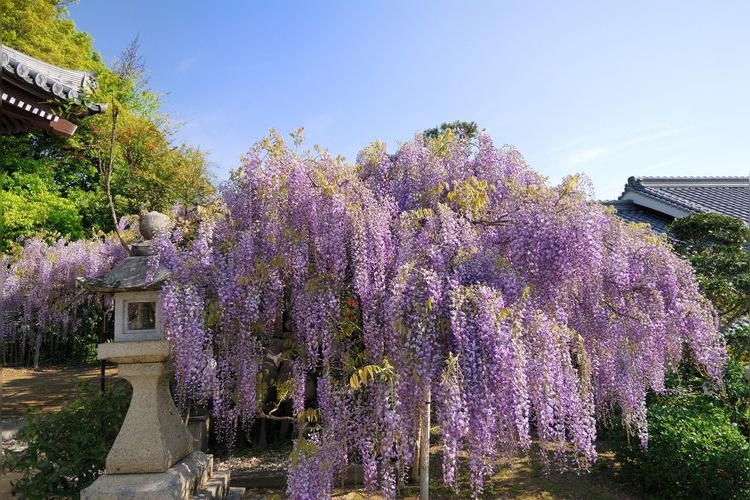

49,117,77,137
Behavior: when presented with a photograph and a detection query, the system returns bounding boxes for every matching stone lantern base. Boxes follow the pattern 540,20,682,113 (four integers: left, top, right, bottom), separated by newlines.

81,340,244,499
97,341,192,473
81,451,209,499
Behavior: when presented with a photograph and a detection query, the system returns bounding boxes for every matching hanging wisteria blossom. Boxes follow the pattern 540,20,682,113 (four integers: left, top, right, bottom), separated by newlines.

154,130,724,499
3,231,128,367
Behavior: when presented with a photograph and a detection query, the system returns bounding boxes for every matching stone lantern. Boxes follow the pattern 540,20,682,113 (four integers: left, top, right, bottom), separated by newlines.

79,212,234,499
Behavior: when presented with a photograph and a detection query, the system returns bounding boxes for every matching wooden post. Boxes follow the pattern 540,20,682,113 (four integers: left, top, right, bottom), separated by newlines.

411,425,421,483
420,385,431,500
100,313,107,394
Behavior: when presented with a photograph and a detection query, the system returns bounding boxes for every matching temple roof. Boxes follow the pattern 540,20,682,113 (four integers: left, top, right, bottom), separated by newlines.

1,45,105,137
605,199,675,234
605,175,750,234
619,176,750,223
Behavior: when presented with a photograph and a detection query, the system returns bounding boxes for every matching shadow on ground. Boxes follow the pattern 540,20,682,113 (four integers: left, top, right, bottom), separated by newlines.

2,364,121,416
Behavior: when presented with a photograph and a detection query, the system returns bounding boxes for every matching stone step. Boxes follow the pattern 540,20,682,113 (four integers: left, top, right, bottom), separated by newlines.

81,451,213,500
193,470,229,499
225,487,246,500
1,418,26,441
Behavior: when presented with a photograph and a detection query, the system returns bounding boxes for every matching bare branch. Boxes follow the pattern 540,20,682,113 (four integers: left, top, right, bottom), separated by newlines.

257,412,297,422
113,36,146,84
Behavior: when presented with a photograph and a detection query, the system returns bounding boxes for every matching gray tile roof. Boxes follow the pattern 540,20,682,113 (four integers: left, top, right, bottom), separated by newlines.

1,45,104,136
1,45,101,107
605,199,675,233
621,176,750,223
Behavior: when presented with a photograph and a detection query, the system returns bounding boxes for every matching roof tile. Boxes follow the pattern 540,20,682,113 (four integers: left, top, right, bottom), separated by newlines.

621,176,750,222
605,200,674,234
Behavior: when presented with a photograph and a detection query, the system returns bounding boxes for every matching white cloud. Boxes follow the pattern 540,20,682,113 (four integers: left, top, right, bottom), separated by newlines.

564,147,612,165
563,127,684,166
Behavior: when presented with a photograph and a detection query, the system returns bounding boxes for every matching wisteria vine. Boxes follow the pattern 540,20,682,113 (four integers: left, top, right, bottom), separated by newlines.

2,230,129,367
151,130,723,499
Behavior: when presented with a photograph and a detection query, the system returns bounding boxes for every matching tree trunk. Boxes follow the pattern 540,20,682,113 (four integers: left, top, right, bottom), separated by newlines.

33,333,42,369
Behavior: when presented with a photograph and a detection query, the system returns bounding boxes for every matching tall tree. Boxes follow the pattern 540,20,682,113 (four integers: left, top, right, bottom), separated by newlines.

1,0,103,71
423,120,479,140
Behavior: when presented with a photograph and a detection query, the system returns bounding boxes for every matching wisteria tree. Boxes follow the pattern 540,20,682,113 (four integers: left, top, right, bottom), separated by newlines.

2,232,128,367
155,130,723,498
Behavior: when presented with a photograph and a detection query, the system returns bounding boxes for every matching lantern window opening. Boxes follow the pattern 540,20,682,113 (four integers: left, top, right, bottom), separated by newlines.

125,300,157,332
112,290,164,342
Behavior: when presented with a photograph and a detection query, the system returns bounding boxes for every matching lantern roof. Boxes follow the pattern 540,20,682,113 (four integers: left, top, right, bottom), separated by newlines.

79,251,170,293
79,212,172,293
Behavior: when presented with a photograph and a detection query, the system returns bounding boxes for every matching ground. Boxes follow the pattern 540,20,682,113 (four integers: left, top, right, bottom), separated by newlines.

2,364,118,416
223,441,639,499
1,364,118,498
1,364,640,499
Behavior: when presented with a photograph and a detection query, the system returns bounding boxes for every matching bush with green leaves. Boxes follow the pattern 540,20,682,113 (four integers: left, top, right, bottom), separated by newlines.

612,395,750,499
7,381,130,499
721,356,750,437
669,213,750,329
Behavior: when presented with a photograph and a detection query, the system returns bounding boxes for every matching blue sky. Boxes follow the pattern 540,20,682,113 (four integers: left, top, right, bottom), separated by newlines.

68,1,750,200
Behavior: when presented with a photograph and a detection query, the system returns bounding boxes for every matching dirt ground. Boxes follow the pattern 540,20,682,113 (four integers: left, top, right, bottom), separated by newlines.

2,364,120,417
1,364,122,498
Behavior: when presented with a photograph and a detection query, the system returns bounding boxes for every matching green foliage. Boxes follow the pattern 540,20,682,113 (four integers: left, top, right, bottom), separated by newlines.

724,319,750,362
669,213,750,327
2,176,84,246
446,176,493,217
7,382,130,499
423,120,479,140
1,1,215,252
612,395,750,499
1,135,88,250
665,351,750,435
1,0,104,72
634,214,750,499
721,355,750,436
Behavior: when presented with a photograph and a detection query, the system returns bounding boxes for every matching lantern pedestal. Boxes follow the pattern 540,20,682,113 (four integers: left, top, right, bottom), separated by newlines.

100,340,192,473
81,340,243,499
79,213,242,498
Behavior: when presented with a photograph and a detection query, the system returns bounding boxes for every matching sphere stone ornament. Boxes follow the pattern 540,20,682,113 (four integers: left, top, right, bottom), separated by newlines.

139,211,170,240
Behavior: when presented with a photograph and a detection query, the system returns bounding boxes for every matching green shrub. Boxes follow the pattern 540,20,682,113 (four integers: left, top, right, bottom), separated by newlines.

7,381,130,499
613,396,750,499
722,357,750,437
